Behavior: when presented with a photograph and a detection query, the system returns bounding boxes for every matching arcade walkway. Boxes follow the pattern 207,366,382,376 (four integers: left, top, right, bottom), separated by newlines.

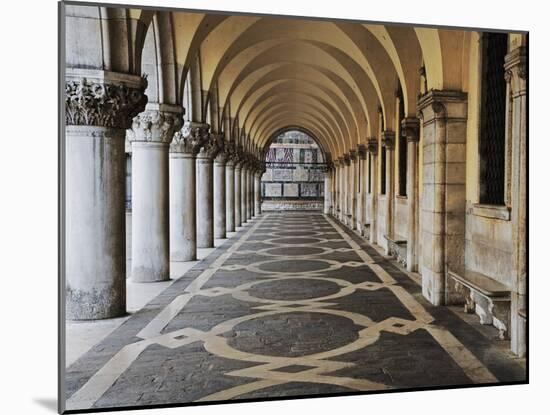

65,212,525,411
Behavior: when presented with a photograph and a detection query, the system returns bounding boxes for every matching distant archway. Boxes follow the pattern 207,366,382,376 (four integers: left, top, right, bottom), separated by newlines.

261,129,326,211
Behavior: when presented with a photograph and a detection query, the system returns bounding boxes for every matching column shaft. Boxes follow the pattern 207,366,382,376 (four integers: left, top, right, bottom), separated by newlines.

169,152,197,261
66,126,126,319
247,169,253,219
254,172,262,215
324,172,332,214
235,165,242,227
131,141,170,282
241,167,247,223
196,154,214,248
226,162,235,232
214,157,227,239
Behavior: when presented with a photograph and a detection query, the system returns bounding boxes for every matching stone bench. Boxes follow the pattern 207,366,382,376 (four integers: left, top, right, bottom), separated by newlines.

384,234,407,267
448,269,511,340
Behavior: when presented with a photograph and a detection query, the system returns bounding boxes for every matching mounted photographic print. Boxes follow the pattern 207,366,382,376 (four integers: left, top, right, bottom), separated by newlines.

59,0,528,413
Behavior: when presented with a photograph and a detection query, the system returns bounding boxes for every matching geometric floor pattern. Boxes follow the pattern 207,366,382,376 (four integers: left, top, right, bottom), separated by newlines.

64,212,526,411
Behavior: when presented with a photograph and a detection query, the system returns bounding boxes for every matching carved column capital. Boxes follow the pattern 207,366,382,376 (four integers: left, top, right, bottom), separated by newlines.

343,154,351,166
127,103,184,144
349,149,357,162
197,131,223,160
367,137,378,155
65,69,148,129
170,121,208,154
382,131,396,150
211,134,228,163
224,141,237,166
504,46,527,96
401,117,420,143
357,144,367,160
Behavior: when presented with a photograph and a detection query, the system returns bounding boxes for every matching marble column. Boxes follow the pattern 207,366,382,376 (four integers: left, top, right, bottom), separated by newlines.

344,155,351,226
367,138,378,244
505,46,527,356
357,145,367,234
196,133,221,248
339,160,345,222
417,90,468,306
349,150,357,230
225,152,236,233
234,160,242,227
324,167,332,214
169,123,206,261
254,169,263,216
241,164,248,223
65,70,147,319
382,131,395,254
247,167,253,219
402,118,420,272
128,103,183,283
213,139,227,239
334,164,339,217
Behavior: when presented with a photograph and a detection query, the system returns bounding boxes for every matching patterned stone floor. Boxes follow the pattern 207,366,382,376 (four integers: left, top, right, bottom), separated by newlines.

64,212,526,411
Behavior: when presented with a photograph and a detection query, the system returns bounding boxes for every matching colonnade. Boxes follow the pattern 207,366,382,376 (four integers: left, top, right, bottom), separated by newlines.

65,78,264,320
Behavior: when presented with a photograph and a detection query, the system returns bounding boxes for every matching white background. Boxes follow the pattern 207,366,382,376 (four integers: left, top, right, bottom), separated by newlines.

0,0,545,414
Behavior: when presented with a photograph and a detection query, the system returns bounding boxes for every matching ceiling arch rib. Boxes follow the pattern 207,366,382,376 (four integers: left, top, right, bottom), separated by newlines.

365,24,423,116
249,98,345,151
232,63,362,142
215,40,368,135
265,125,329,160
260,116,337,156
256,110,339,156
241,82,352,145
243,90,349,152
200,17,391,123
259,117,337,159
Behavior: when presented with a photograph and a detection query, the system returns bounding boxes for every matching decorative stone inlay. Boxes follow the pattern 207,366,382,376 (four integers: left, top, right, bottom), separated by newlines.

381,131,395,150
401,117,420,142
65,69,148,129
367,137,378,155
127,103,184,144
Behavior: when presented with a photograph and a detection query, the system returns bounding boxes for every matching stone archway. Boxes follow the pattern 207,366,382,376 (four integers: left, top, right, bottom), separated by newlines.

261,129,326,211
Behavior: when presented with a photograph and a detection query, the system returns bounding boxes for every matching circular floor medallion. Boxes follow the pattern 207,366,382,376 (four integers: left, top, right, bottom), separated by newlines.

248,278,340,301
227,312,360,357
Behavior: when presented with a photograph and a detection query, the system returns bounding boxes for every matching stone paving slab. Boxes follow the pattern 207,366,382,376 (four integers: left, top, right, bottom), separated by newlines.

64,212,526,411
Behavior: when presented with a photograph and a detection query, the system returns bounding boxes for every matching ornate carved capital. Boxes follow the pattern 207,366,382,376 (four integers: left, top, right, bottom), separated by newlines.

401,117,420,143
197,131,223,160
170,121,208,155
343,154,351,166
367,137,378,155
357,144,367,159
211,133,228,163
127,104,184,144
65,70,148,129
504,46,527,96
349,149,357,162
382,131,395,150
